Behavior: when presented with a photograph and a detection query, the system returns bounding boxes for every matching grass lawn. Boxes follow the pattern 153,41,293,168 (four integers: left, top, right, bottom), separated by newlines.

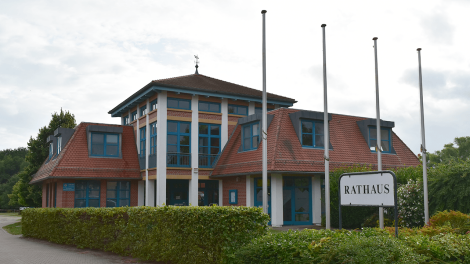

0,212,21,217
2,221,22,235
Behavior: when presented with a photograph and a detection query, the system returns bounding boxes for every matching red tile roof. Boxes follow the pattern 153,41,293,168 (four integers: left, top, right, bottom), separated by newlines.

211,108,420,177
30,123,141,184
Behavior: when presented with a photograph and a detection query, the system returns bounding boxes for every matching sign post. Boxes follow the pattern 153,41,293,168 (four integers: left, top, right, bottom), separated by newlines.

338,171,398,237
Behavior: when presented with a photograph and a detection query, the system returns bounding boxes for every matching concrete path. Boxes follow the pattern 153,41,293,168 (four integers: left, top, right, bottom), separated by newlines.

0,215,162,264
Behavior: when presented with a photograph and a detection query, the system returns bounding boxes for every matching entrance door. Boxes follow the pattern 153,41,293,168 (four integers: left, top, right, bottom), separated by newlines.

283,177,311,225
166,180,189,206
254,177,271,222
198,180,219,206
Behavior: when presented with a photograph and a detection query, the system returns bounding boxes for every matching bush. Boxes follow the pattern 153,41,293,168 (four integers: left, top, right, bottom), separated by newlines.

22,206,269,264
428,160,470,215
429,210,470,234
397,180,425,228
227,229,426,264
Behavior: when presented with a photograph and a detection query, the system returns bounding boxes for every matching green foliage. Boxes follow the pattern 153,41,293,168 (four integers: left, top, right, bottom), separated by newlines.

0,148,28,209
398,180,425,228
428,136,470,166
22,206,269,264
227,228,426,264
429,210,470,235
428,160,470,215
8,109,76,207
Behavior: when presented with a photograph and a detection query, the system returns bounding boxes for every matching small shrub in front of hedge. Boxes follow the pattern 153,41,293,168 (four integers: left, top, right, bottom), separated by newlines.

22,206,269,264
226,228,427,264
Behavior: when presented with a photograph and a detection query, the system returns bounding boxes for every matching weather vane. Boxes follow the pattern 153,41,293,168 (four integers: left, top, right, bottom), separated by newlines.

194,55,199,74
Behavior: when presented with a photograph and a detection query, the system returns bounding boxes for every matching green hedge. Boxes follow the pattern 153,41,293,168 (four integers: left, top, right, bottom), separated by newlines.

22,206,269,264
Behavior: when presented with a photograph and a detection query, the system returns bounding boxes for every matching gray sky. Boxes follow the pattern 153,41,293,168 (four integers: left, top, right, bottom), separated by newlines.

1,0,469,155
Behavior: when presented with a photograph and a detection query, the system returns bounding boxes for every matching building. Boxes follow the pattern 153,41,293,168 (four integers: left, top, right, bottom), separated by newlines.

31,68,420,227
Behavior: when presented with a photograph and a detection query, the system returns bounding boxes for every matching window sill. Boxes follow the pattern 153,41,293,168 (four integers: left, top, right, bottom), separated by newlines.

198,168,214,171
238,148,259,153
89,156,122,159
228,113,247,118
199,111,222,115
138,115,147,121
370,151,396,155
148,109,158,115
129,120,137,125
167,108,192,113
167,167,192,170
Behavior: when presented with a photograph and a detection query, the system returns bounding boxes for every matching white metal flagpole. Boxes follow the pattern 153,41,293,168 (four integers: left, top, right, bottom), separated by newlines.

321,24,330,230
261,10,268,215
417,48,429,224
373,37,384,229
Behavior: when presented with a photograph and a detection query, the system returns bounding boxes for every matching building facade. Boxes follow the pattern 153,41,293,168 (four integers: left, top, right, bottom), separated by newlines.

31,71,420,227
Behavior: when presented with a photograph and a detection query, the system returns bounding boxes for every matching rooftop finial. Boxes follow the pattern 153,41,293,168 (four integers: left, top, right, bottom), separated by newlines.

194,55,199,74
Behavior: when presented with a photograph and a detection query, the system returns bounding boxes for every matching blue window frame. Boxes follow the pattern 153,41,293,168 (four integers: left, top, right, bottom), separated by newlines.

140,127,146,157
167,121,191,167
242,122,259,151
91,133,120,157
199,101,221,113
150,122,157,155
150,99,158,111
48,142,53,160
106,181,130,207
228,104,248,116
301,120,324,148
369,126,391,153
198,123,220,168
131,111,137,122
57,137,62,155
140,105,148,116
75,181,100,207
229,189,238,204
168,97,191,110
122,116,129,125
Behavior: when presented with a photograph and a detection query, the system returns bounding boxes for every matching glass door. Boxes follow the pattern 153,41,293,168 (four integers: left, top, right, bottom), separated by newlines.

283,177,311,225
198,180,219,206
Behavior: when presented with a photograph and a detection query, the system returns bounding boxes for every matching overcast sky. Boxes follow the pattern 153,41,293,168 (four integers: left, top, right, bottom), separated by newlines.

1,0,469,155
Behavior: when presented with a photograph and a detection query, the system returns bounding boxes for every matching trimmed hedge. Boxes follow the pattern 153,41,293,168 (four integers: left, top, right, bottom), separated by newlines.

22,206,269,264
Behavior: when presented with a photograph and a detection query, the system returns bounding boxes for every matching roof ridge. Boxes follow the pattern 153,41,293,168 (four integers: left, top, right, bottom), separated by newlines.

152,73,196,83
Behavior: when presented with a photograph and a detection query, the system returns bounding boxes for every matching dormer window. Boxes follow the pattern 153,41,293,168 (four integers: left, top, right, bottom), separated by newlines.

301,120,324,148
91,133,119,157
57,137,62,155
49,143,53,160
369,126,391,153
242,122,259,151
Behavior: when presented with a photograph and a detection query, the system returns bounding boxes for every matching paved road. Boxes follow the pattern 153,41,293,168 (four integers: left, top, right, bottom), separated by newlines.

0,215,161,264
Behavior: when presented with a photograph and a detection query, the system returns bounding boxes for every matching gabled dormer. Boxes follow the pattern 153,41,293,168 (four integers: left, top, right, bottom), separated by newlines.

289,110,333,150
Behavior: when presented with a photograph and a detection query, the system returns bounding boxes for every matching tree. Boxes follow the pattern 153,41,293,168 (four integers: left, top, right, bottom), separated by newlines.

428,136,470,166
8,109,76,207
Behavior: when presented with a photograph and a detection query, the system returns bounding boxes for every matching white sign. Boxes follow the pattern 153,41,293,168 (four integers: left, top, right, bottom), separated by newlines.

340,172,395,207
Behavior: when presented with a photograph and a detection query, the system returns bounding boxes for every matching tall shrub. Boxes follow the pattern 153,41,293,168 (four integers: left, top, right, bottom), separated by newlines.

397,180,424,227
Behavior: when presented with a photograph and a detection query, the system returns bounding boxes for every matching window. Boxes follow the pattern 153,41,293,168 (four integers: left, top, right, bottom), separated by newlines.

91,133,119,157
49,143,53,160
199,124,220,167
369,126,391,153
228,104,248,116
57,137,62,155
167,121,191,167
242,122,259,151
75,181,100,207
301,120,324,148
140,105,148,116
140,127,146,157
199,101,221,113
150,99,158,111
150,122,157,155
122,116,129,125
131,111,137,122
168,97,191,110
255,107,262,115
106,181,130,207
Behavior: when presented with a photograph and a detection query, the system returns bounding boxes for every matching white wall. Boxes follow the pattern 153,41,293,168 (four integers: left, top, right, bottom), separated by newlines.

311,175,322,225
156,91,168,206
221,98,228,147
189,95,199,206
138,180,145,206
